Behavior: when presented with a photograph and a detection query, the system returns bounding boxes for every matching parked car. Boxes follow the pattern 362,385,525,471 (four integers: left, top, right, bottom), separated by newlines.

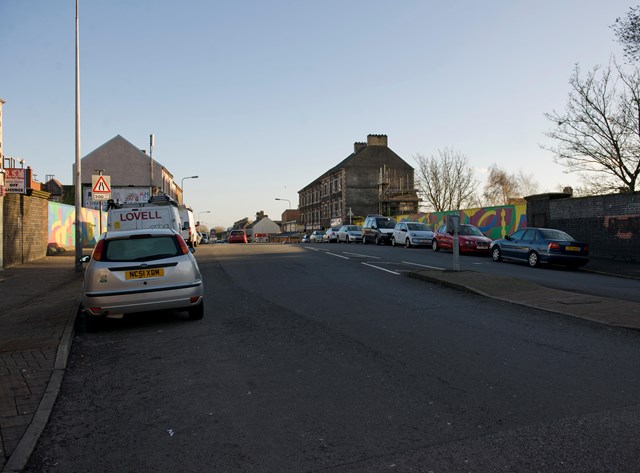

432,223,492,254
337,225,363,243
301,234,311,243
78,228,204,326
323,226,340,243
490,227,590,268
228,229,248,243
391,222,434,248
199,232,210,244
362,215,397,245
311,230,325,242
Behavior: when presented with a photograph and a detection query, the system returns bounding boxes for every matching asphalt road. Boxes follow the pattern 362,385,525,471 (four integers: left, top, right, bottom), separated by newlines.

25,244,640,473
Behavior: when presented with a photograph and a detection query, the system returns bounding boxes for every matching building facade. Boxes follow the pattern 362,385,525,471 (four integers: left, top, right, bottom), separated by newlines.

298,134,419,230
76,135,181,208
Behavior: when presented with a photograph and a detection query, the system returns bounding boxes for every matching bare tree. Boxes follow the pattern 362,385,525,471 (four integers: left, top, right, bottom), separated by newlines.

483,165,539,206
543,61,640,193
515,170,539,197
414,148,479,212
612,5,640,63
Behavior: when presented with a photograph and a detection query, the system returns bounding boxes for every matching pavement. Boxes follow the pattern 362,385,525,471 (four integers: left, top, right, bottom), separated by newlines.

0,253,638,472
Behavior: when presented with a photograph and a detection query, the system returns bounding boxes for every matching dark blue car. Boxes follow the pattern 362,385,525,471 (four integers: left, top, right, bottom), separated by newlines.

490,227,589,268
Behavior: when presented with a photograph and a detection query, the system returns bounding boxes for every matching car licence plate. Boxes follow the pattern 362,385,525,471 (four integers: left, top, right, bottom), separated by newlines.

476,244,488,249
565,246,580,252
125,268,165,280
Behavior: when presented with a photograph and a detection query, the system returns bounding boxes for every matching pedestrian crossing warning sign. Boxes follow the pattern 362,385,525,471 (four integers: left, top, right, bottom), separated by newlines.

91,174,111,201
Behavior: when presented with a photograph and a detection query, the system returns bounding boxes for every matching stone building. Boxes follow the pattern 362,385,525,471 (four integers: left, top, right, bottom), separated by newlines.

298,134,419,231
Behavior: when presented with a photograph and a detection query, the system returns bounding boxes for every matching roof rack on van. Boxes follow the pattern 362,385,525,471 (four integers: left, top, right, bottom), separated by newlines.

148,195,178,206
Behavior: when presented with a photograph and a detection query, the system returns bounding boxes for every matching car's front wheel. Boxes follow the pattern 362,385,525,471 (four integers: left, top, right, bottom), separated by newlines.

432,240,439,252
391,237,396,247
491,246,502,262
405,238,411,249
188,301,204,320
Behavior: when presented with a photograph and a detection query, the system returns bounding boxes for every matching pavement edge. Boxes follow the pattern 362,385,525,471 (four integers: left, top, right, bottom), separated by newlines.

1,297,80,473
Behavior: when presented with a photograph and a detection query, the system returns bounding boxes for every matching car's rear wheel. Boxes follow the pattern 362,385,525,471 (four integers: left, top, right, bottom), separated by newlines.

491,246,502,262
405,238,411,249
362,235,367,245
376,235,381,245
391,237,396,247
528,251,539,268
432,240,439,252
188,301,204,320
347,236,350,243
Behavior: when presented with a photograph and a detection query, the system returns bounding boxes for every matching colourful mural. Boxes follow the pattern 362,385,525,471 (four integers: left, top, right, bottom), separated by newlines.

396,204,527,240
48,202,108,249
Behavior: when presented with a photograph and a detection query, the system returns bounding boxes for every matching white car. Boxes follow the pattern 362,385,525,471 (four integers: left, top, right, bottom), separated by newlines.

78,228,204,327
391,222,434,248
337,225,363,243
310,230,325,242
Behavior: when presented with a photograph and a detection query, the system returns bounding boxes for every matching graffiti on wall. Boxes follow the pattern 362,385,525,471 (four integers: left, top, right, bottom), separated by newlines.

604,215,640,240
48,202,108,248
396,204,527,240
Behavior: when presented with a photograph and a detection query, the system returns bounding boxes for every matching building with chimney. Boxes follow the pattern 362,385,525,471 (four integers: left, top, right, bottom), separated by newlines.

298,134,419,230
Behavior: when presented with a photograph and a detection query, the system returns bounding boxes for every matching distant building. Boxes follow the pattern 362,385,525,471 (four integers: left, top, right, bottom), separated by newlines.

298,134,419,230
246,211,281,242
42,177,64,202
75,135,181,208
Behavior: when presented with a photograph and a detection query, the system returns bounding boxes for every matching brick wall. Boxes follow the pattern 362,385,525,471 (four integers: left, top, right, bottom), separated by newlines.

548,193,640,262
3,192,49,268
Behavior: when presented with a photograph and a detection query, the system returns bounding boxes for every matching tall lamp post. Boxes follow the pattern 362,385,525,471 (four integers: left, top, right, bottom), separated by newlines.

274,197,291,209
180,175,198,203
275,197,292,233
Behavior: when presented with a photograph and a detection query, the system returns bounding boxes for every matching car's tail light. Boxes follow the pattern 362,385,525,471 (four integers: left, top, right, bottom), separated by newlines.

548,242,561,250
176,235,190,254
92,240,105,261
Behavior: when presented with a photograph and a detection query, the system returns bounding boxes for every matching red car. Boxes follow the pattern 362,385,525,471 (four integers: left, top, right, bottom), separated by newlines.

228,229,248,243
432,223,492,254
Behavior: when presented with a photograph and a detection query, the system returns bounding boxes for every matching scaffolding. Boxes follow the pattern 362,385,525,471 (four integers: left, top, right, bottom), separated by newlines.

378,166,420,216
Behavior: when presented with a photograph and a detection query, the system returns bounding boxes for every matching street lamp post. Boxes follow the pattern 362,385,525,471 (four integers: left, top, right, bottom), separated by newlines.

180,175,198,203
275,197,292,233
275,197,291,209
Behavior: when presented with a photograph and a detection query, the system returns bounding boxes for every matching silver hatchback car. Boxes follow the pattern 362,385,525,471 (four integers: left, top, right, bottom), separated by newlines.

79,228,204,324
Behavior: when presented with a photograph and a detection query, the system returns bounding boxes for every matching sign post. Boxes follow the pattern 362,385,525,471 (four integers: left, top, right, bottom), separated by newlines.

91,173,111,234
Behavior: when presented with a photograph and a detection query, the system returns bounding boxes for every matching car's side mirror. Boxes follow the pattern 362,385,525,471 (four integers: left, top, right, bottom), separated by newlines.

505,235,512,241
190,247,195,253
78,255,90,263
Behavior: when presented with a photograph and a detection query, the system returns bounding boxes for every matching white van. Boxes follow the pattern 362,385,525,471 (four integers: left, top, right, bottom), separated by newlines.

178,205,200,247
106,195,182,233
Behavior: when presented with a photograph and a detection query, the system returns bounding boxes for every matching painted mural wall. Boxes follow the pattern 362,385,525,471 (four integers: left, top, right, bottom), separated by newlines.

48,201,108,249
396,204,527,240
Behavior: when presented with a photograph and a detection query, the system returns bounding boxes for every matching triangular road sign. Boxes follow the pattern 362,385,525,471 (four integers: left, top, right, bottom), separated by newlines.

92,175,111,193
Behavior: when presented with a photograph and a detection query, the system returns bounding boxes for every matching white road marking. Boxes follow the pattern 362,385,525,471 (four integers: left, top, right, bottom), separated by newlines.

327,252,350,260
362,262,401,275
402,261,445,270
343,252,380,259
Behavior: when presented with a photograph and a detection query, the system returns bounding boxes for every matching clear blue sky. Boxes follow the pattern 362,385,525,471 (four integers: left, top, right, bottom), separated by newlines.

0,0,631,228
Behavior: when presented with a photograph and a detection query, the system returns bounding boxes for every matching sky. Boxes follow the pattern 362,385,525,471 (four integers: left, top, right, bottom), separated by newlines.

0,0,633,229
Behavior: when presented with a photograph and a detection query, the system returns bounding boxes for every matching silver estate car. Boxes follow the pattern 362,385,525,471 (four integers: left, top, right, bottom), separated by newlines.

79,228,204,324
